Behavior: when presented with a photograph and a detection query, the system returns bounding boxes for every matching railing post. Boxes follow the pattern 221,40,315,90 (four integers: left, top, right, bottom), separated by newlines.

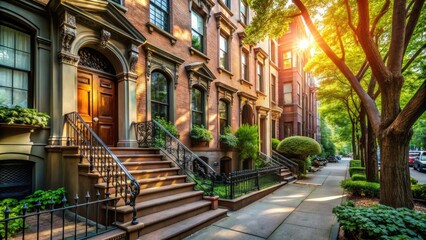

256,170,260,191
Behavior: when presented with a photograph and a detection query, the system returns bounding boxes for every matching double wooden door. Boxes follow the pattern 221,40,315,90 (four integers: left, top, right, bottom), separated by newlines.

77,70,117,146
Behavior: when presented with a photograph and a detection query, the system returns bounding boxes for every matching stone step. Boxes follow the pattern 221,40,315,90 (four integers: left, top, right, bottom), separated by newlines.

135,182,196,202
129,167,180,180
87,228,127,240
116,154,164,162
118,200,212,236
140,208,228,240
112,191,204,222
94,175,187,193
121,160,172,170
109,147,160,155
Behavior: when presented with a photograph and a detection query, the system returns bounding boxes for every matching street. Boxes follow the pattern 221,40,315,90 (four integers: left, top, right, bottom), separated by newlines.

410,167,426,184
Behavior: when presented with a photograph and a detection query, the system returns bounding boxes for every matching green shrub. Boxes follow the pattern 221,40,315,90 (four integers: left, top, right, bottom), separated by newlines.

0,105,50,127
410,177,419,185
341,179,380,198
219,126,238,148
276,136,321,159
351,174,366,181
0,188,65,238
349,167,365,176
271,138,280,150
190,125,213,142
412,184,426,200
235,124,259,161
155,117,179,137
333,202,426,239
349,160,361,168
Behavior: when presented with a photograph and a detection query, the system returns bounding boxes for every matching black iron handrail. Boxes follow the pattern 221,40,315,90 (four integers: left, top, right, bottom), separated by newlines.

271,150,299,175
134,120,217,196
259,152,283,168
64,112,139,225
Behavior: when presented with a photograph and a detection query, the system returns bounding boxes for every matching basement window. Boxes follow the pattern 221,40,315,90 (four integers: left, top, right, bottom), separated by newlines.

0,160,34,199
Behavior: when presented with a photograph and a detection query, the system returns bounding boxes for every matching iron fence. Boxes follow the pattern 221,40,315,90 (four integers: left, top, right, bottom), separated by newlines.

65,112,139,225
0,192,117,240
217,165,281,199
134,120,217,196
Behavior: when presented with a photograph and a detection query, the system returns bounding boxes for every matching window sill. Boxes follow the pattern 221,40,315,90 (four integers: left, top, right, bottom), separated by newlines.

239,79,252,88
146,22,177,45
217,67,233,78
256,90,267,97
218,1,234,16
0,123,46,132
189,47,210,62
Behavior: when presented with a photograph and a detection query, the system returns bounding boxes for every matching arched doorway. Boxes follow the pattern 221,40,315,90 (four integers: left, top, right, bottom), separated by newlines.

241,104,253,125
220,157,231,176
77,47,117,146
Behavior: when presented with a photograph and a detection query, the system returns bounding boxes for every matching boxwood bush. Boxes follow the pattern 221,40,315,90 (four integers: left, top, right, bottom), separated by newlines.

349,167,365,177
341,179,380,198
333,201,426,239
276,136,321,159
412,184,426,200
351,174,366,181
271,138,280,150
349,160,361,168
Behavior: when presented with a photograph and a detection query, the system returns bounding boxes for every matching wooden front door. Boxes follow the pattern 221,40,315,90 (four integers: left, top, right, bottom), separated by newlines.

77,70,117,146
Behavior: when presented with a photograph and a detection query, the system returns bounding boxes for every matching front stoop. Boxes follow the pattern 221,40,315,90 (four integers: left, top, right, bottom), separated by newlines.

79,147,227,240
88,229,127,240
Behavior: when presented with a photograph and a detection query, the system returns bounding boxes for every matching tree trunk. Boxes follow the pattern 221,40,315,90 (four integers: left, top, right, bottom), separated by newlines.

351,121,357,159
365,120,378,182
359,108,367,167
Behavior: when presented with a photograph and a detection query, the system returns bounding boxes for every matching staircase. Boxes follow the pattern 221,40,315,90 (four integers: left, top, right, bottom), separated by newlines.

90,147,227,240
279,167,297,183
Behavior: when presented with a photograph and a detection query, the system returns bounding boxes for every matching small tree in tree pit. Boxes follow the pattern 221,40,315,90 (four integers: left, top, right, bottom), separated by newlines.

246,0,426,208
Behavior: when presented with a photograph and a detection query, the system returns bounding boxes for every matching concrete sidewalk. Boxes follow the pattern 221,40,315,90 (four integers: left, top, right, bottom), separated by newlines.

185,160,349,240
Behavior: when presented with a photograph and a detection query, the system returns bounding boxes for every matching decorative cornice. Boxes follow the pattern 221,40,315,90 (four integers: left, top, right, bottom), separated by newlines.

143,42,185,65
237,91,257,101
215,82,238,93
253,47,268,60
214,12,237,36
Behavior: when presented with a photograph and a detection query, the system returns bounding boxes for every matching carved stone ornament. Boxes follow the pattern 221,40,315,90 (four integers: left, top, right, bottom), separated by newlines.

78,48,116,74
146,51,153,79
59,12,76,53
128,44,139,73
57,51,80,66
100,29,111,48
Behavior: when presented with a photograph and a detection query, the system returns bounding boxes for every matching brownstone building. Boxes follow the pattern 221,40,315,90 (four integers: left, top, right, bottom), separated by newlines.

277,17,319,141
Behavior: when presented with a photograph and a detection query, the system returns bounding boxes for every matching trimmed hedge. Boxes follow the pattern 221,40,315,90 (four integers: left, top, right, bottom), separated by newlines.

349,160,361,168
271,138,280,150
351,174,366,181
276,136,321,158
341,179,380,198
349,167,365,177
412,184,426,200
411,177,419,185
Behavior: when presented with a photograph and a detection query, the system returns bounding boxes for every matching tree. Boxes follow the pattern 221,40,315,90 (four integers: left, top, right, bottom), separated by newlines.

246,0,426,208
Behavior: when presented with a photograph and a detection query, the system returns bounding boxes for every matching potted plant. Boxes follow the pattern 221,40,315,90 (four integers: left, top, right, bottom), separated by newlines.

0,105,50,128
219,126,238,149
190,125,213,146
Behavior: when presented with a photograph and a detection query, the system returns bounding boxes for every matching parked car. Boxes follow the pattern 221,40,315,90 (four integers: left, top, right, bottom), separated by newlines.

408,151,420,167
413,151,426,172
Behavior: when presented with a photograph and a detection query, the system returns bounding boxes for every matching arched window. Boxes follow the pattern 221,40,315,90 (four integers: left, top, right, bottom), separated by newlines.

241,104,253,125
219,100,228,134
0,25,32,107
192,87,205,127
151,72,170,120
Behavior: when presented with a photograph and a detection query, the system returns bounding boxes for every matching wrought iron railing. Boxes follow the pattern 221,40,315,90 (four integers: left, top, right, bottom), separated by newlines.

134,120,217,196
0,192,116,240
272,150,299,175
65,112,139,225
259,152,283,168
217,165,281,199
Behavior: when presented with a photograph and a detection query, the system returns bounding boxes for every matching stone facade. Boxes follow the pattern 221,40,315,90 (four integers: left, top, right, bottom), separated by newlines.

0,0,282,196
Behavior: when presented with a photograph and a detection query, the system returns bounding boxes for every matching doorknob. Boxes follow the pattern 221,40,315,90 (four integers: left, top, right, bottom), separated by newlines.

93,117,99,122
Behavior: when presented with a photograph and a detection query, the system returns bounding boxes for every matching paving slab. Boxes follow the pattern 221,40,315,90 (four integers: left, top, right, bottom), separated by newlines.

185,225,264,240
267,223,330,240
283,211,336,230
295,173,329,185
